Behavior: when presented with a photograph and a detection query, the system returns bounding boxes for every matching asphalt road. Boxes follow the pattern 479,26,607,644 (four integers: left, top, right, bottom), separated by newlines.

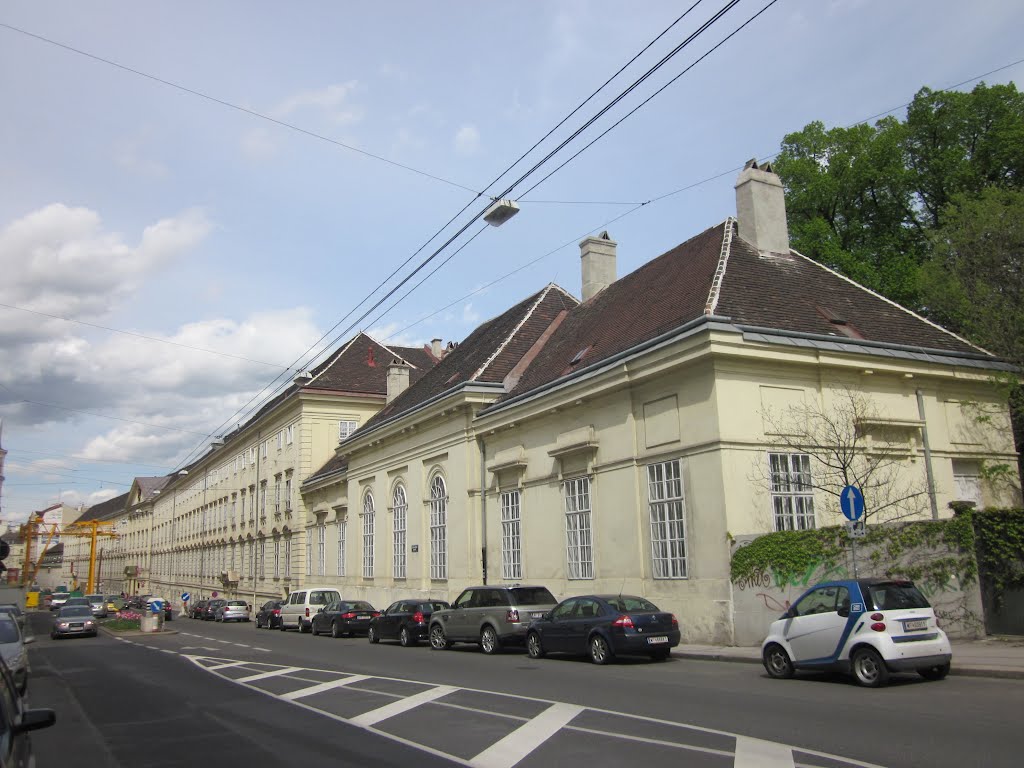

25,612,1024,767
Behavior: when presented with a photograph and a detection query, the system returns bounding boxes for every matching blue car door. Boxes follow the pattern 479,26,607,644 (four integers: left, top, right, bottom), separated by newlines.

544,599,579,653
565,598,603,655
783,585,852,665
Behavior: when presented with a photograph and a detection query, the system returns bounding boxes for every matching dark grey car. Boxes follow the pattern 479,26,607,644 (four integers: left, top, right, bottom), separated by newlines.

429,586,557,654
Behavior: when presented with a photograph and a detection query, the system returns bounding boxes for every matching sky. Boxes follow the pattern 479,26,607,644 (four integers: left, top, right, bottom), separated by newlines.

1,0,1023,522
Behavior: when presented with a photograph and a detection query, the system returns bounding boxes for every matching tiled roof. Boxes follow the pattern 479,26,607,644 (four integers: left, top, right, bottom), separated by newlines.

134,477,170,503
78,492,130,522
360,285,578,433
304,453,349,486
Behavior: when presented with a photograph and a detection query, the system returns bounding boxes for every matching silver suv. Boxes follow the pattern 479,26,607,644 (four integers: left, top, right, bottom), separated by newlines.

429,585,557,654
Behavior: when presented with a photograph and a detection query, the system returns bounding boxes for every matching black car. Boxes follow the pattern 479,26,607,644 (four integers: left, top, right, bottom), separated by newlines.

526,595,680,664
0,655,56,762
310,601,379,638
203,599,227,620
368,600,450,647
189,600,209,619
254,600,284,629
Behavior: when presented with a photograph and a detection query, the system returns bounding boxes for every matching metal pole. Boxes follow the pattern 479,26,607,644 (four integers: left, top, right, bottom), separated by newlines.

87,521,99,593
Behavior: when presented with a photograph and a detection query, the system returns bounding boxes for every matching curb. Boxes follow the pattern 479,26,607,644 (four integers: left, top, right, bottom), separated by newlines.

98,626,179,638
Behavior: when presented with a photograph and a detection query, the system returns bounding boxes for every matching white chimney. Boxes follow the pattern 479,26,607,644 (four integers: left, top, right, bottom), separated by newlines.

580,231,616,302
386,359,410,403
431,338,443,358
735,159,789,255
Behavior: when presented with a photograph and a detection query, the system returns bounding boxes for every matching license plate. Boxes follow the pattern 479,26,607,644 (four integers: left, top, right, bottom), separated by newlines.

531,612,544,619
71,623,83,628
904,619,928,631
646,636,668,645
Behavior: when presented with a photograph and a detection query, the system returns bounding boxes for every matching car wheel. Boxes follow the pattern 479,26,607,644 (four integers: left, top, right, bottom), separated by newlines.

368,625,379,644
299,619,311,634
332,621,342,639
763,643,795,679
526,631,545,659
255,616,262,629
852,647,890,688
310,621,320,636
429,624,451,650
399,626,415,647
589,634,613,665
918,662,950,681
480,625,501,655
650,648,671,661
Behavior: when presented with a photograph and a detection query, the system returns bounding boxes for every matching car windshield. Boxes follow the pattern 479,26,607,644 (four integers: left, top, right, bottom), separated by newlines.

66,598,90,605
227,601,247,607
605,596,659,612
86,595,103,602
0,622,19,644
59,606,93,618
510,587,556,606
420,602,449,612
52,593,70,600
866,583,931,610
341,602,374,611
310,591,339,605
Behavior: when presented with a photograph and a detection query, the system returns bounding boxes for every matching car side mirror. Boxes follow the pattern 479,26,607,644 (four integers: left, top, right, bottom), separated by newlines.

318,607,324,613
837,602,851,618
783,606,797,619
23,635,35,645
16,709,56,734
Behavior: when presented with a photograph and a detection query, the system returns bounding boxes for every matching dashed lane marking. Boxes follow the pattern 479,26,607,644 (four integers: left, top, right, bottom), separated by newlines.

470,702,583,768
734,736,796,767
350,684,457,727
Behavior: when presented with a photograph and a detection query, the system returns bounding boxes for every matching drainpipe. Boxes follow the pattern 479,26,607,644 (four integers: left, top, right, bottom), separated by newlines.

916,389,939,520
477,436,488,585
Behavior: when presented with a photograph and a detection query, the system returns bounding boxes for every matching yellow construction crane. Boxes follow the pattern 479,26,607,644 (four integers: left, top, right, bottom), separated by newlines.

20,518,118,593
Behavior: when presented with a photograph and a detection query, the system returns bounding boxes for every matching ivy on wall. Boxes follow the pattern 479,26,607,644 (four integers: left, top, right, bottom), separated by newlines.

973,507,1024,610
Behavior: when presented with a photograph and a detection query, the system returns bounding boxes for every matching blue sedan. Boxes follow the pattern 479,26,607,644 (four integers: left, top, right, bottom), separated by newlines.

526,595,680,664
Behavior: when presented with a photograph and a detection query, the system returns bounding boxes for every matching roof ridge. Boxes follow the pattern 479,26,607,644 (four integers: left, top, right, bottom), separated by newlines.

787,248,992,356
704,218,735,315
471,284,559,381
362,332,420,369
306,333,363,387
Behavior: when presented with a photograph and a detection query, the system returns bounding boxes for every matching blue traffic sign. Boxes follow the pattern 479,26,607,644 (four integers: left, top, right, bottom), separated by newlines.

840,485,865,521
181,592,191,602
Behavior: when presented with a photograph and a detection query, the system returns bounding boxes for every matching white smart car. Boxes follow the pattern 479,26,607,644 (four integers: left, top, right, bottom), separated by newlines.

761,578,952,687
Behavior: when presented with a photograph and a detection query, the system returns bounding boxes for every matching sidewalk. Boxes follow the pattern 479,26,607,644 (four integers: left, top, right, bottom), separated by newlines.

675,636,1024,679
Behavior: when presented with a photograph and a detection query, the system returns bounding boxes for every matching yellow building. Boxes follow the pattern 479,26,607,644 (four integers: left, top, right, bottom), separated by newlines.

302,162,1020,644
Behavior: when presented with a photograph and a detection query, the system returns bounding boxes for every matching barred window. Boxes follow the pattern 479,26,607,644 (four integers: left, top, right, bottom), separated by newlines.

273,539,280,578
339,420,358,442
769,452,816,531
393,484,408,579
285,477,293,511
500,489,523,580
563,476,594,579
317,523,326,576
647,459,687,578
306,529,312,576
284,536,292,578
429,475,448,580
362,492,375,578
337,518,347,577
274,479,281,514
258,537,265,578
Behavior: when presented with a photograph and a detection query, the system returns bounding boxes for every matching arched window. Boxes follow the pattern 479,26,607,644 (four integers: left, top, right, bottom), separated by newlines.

392,484,408,579
362,491,375,578
429,475,448,580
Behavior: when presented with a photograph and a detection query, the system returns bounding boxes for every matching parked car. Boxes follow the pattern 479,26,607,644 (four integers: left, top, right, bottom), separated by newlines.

0,604,26,632
203,599,227,620
280,588,341,633
310,601,379,637
105,595,125,613
0,654,56,763
255,600,284,629
48,592,70,611
0,615,32,695
64,597,91,609
761,578,952,688
51,606,98,639
189,600,209,619
526,595,679,664
369,600,450,647
429,585,558,654
85,594,108,619
216,601,250,623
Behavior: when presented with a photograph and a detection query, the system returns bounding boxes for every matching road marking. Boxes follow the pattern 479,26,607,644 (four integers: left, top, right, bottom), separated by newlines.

236,666,303,683
349,684,457,727
280,675,370,701
160,649,177,654
734,736,794,768
470,703,583,768
206,660,252,671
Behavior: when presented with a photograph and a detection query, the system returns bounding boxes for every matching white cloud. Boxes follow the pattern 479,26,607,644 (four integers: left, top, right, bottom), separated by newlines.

454,123,481,155
241,81,365,158
461,302,480,324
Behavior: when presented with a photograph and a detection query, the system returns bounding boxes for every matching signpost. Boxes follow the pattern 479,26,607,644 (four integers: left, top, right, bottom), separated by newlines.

840,485,866,576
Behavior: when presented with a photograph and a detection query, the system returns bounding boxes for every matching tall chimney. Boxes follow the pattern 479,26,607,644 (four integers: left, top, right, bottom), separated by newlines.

734,159,789,255
386,359,410,404
579,231,616,302
431,338,443,358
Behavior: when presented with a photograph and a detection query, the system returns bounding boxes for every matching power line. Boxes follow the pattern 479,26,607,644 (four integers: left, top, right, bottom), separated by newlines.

6,446,173,470
0,21,481,195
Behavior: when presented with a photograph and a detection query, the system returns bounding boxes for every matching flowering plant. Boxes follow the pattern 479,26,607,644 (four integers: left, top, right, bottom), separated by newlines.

117,610,142,621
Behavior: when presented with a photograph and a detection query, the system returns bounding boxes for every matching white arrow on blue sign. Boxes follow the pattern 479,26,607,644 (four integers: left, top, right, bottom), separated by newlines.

181,592,191,602
840,485,865,521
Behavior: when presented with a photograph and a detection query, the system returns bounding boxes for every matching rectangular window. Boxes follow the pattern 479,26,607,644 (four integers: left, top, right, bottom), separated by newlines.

230,543,236,572
258,538,265,578
647,459,687,578
274,479,282,514
393,501,407,579
273,539,280,578
286,424,294,445
276,431,283,450
249,447,256,465
317,523,326,577
564,476,594,579
337,519,347,577
500,489,523,580
363,512,375,578
240,492,246,524
339,420,358,442
231,496,237,525
261,441,268,459
260,482,267,518
285,477,293,511
284,537,292,578
769,452,816,531
248,540,255,580
306,530,313,576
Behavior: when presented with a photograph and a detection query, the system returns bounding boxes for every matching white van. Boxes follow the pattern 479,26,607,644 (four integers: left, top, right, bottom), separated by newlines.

279,587,341,633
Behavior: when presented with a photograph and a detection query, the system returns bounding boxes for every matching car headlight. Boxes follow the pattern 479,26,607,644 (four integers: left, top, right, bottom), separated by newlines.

85,620,95,627
58,622,70,629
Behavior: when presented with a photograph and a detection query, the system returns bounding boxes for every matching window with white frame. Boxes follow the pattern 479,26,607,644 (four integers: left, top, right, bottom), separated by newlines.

392,484,407,579
362,492,375,578
276,431,283,450
249,485,256,521
258,537,265,578
768,452,816,531
286,424,294,445
952,459,982,506
260,482,267,518
285,476,292,511
239,542,246,580
274,477,282,514
273,538,280,578
231,495,237,525
500,489,523,580
647,459,687,578
230,543,235,572
249,447,256,466
261,441,268,459
248,540,255,580
429,475,448,580
317,522,326,576
339,420,358,442
563,476,594,579
284,536,292,578
337,517,347,576
306,529,313,576
239,491,246,524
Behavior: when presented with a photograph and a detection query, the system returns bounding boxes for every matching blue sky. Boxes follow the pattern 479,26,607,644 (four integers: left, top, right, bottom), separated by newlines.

1,0,1023,521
